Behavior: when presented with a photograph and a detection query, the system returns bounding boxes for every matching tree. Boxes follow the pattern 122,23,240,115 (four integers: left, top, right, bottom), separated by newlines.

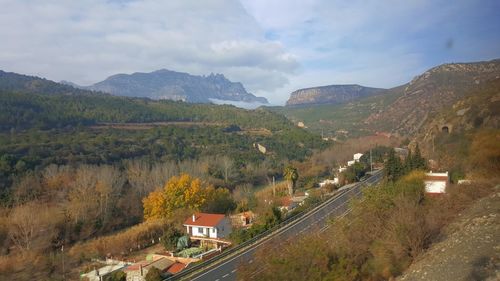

412,143,426,170
283,165,299,196
202,187,236,214
161,226,183,251
385,149,403,181
108,270,126,281
145,267,162,281
143,174,209,220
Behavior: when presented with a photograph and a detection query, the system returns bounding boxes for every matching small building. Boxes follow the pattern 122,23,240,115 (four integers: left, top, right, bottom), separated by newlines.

183,213,232,239
424,171,449,194
338,166,347,173
353,153,363,162
347,160,355,166
124,258,175,281
319,178,338,187
230,211,255,228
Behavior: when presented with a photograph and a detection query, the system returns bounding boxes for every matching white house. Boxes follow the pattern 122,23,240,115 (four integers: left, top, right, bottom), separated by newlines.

183,213,232,239
353,153,363,162
338,166,347,173
347,160,355,166
424,171,449,194
319,178,338,187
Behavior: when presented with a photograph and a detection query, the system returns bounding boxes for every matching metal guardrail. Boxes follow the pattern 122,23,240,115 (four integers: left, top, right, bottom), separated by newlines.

164,169,384,281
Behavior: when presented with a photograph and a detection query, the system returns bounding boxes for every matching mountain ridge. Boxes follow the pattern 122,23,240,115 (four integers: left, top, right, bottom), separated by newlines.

79,69,268,104
286,84,385,106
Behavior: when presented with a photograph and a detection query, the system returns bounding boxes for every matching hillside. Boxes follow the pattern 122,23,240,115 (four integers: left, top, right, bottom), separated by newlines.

366,59,500,136
275,59,500,141
285,84,384,106
270,86,404,139
0,71,325,194
80,69,268,104
399,190,500,281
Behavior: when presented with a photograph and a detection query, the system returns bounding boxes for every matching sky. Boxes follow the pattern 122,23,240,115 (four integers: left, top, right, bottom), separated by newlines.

0,0,499,105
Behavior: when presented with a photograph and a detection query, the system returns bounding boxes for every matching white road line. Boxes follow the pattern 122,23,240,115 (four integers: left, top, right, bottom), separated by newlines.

231,269,237,273
249,259,253,264
222,273,229,278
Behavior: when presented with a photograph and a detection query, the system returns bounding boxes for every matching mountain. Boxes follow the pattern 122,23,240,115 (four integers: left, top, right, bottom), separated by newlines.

365,59,500,136
285,84,385,106
274,59,500,141
82,69,268,104
0,70,96,96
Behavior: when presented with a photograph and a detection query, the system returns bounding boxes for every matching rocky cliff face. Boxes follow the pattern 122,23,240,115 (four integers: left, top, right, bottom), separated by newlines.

84,69,268,104
286,84,384,106
365,59,500,136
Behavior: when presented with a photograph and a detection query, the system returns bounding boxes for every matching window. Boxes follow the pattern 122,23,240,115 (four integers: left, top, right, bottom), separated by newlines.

212,228,215,233
198,227,203,233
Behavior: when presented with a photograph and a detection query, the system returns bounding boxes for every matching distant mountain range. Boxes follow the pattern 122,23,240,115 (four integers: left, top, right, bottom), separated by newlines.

64,69,268,104
286,84,384,106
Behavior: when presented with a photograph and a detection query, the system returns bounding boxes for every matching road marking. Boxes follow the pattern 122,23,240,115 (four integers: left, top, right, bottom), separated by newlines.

215,279,220,281
223,273,229,278
249,259,253,263
231,269,237,273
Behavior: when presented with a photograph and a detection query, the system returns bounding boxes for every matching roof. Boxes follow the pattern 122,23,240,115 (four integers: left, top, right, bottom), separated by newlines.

184,213,226,227
145,258,175,271
166,262,186,274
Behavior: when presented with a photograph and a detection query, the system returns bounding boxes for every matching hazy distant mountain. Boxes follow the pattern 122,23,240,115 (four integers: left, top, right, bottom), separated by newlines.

0,70,95,96
286,84,384,106
80,69,268,104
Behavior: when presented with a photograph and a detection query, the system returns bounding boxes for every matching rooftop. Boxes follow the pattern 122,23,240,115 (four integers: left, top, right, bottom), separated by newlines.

183,213,226,227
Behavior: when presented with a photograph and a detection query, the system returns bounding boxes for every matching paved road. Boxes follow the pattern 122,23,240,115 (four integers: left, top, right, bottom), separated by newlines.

189,170,384,281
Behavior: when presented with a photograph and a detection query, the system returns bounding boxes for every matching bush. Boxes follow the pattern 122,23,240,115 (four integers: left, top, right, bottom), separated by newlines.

145,267,162,281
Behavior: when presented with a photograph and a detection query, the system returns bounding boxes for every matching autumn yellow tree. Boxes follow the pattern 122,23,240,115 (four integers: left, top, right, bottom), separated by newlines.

143,174,209,220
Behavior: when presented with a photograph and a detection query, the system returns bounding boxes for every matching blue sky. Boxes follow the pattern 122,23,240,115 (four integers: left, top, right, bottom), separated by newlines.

0,0,499,104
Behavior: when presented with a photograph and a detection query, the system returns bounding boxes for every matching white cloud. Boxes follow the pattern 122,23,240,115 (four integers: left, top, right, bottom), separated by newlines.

0,0,297,92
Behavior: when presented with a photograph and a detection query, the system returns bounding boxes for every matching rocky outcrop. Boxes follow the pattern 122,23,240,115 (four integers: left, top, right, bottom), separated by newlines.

285,84,384,106
82,69,268,104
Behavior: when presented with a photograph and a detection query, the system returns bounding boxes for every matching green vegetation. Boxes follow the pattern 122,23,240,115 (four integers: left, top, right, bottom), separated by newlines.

239,172,496,280
268,87,403,138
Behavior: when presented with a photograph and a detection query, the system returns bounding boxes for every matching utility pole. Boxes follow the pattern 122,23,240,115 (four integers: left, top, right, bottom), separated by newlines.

62,244,65,280
370,149,373,172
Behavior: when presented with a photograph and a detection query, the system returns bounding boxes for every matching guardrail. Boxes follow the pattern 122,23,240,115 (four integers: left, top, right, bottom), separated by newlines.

164,169,384,281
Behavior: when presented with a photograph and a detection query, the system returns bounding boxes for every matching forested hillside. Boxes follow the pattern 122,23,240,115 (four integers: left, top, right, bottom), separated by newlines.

0,72,325,200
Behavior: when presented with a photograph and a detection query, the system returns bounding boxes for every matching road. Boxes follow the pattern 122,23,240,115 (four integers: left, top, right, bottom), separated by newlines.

187,170,384,281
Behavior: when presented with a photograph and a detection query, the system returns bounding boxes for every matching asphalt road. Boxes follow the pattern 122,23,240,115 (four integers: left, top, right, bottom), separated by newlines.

189,170,384,281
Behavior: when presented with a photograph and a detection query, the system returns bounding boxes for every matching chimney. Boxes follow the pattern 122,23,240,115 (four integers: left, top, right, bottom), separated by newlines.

192,214,196,222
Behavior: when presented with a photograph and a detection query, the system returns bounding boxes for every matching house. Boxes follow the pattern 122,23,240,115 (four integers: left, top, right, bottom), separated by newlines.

353,153,363,162
424,171,449,194
338,166,347,173
319,178,338,187
183,213,232,239
124,257,175,281
347,160,355,166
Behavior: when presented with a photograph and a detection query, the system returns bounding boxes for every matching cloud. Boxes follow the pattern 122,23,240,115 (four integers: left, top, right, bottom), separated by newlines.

0,0,298,92
0,0,498,105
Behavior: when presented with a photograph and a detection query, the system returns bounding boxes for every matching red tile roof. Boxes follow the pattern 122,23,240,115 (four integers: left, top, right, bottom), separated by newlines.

183,213,225,227
166,262,186,274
